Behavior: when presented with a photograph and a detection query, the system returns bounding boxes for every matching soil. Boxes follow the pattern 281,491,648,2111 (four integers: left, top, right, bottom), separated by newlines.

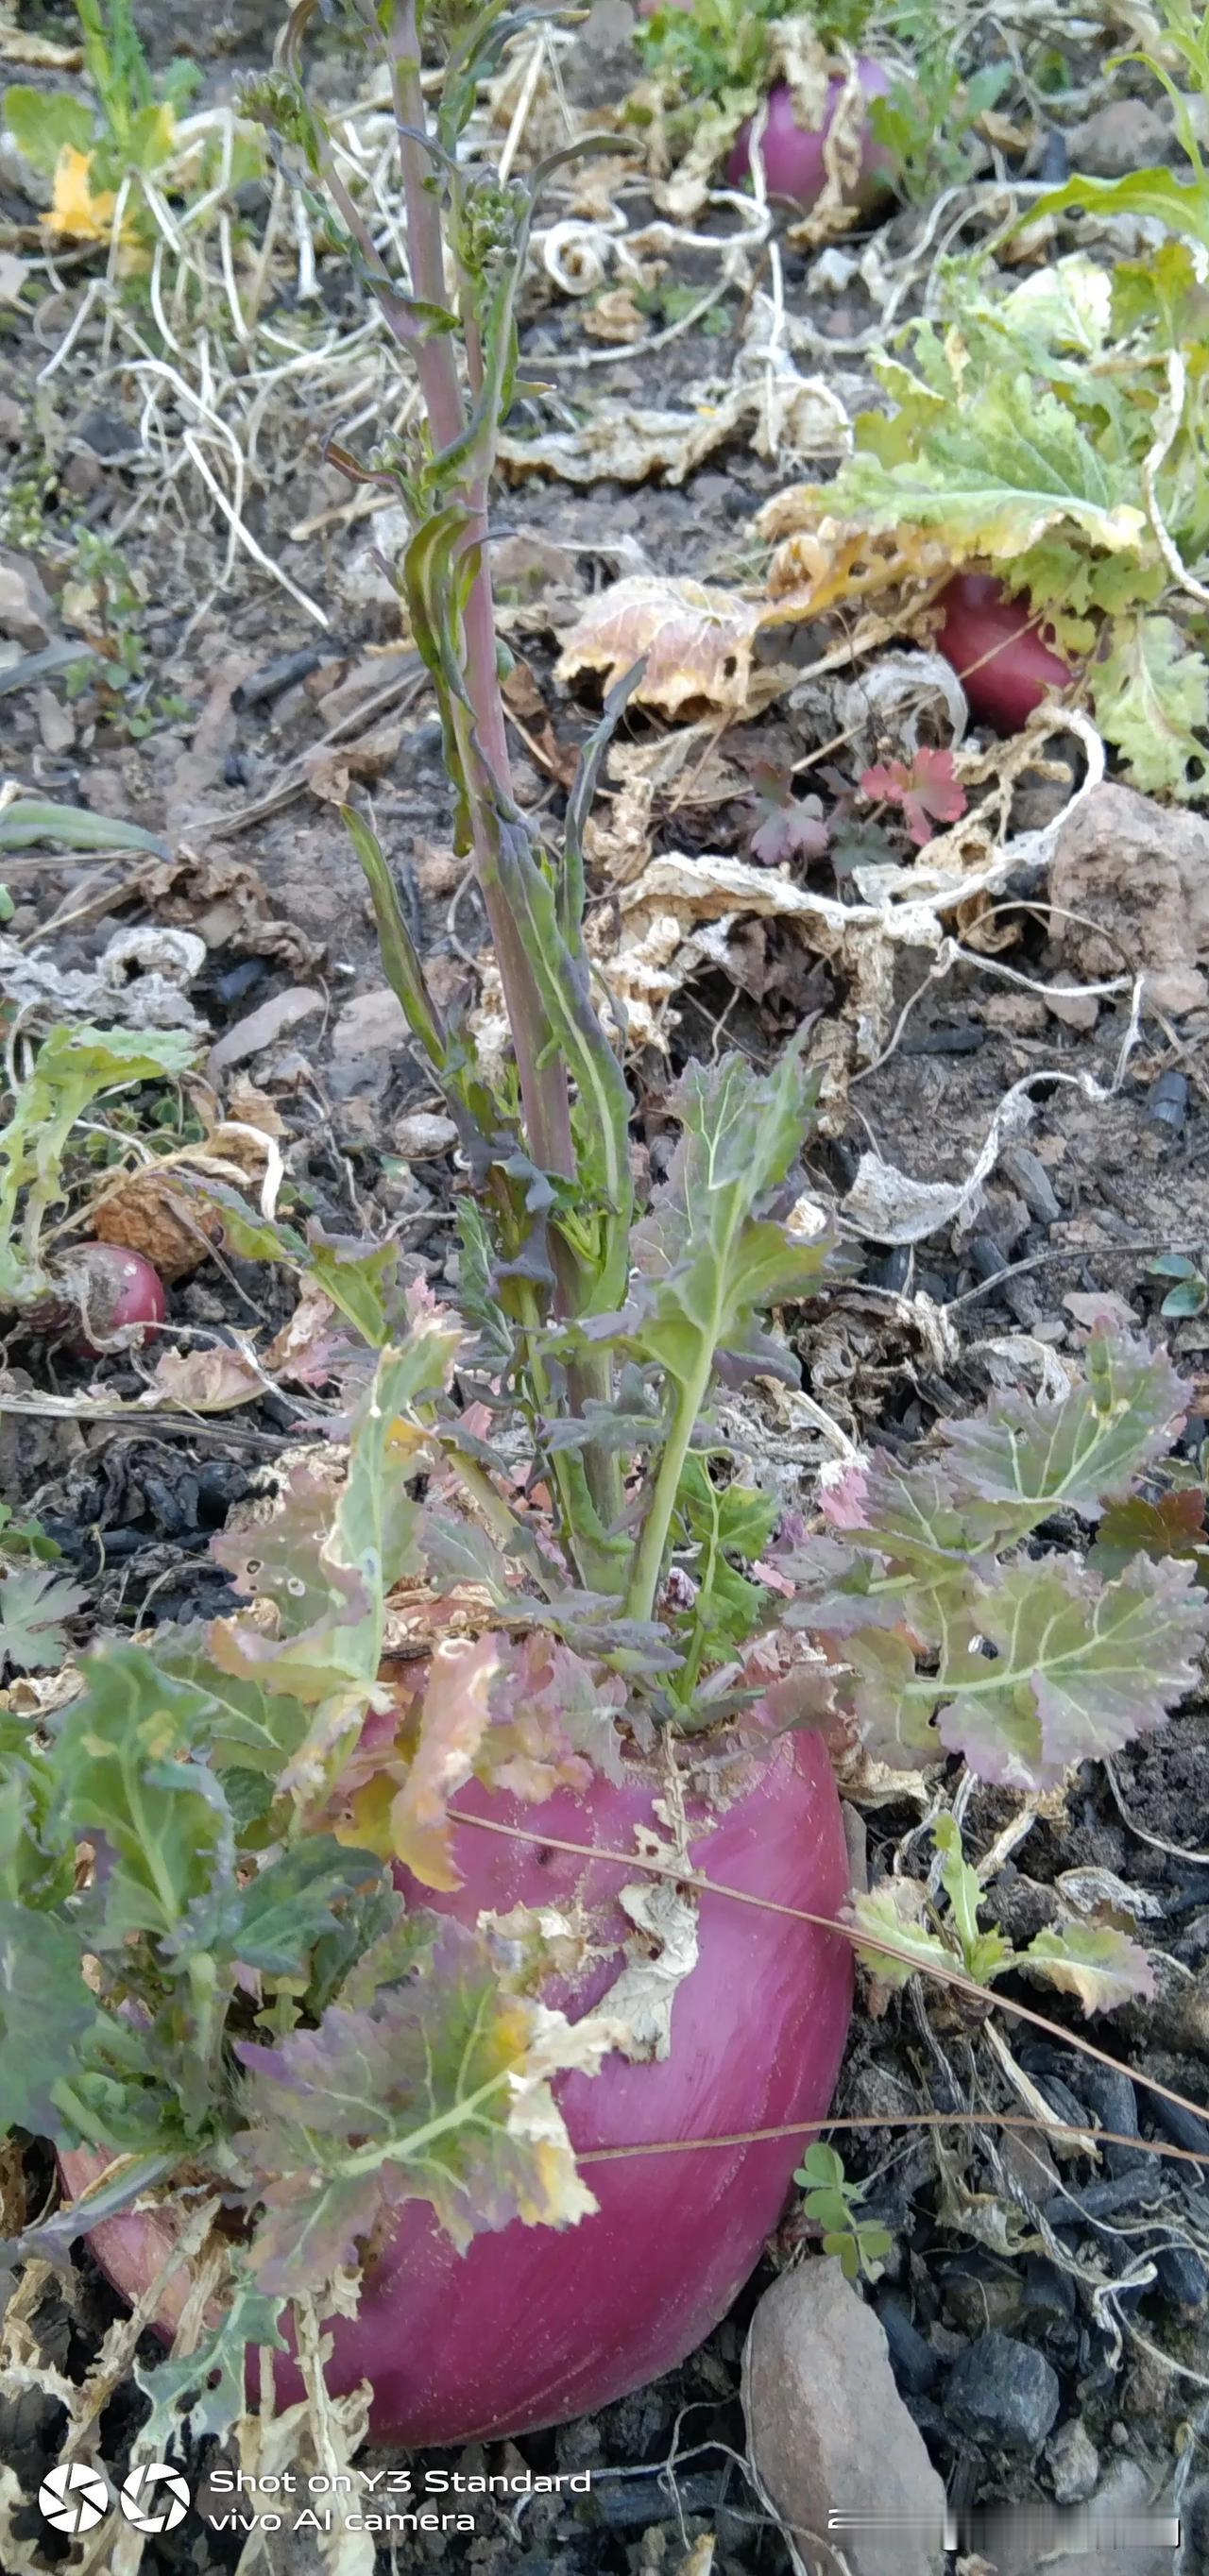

2,2,1208,2572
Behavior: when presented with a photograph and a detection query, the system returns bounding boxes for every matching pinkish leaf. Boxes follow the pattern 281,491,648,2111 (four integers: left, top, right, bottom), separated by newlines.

859,746,967,846
750,795,830,869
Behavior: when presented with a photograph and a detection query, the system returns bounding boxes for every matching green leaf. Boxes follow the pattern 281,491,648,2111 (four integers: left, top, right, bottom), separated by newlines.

847,1881,954,1987
209,1839,385,1976
795,2141,846,2193
235,1918,613,2295
154,1628,314,1778
938,1329,1190,1535
0,1021,196,1303
934,1555,1209,1789
1162,1278,1209,1318
631,1045,835,1391
1089,1485,1208,1580
1016,1922,1155,2015
189,1177,307,1269
50,1645,233,1940
933,1816,1012,1986
2,86,94,177
0,796,168,855
1026,166,1209,255
675,1457,775,1663
0,1902,99,2132
827,371,1147,562
0,1717,74,1905
135,2274,287,2452
1090,614,1209,800
0,1563,86,1672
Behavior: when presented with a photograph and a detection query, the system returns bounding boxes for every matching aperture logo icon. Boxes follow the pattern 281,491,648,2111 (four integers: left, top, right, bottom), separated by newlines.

118,2464,192,2533
37,2459,192,2537
37,2464,111,2535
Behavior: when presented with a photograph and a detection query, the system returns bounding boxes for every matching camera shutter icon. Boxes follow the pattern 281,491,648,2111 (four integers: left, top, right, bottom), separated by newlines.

118,2463,192,2533
38,2463,111,2535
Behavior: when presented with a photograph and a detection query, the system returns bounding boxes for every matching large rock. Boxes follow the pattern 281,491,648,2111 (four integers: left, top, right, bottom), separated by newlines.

742,2260,947,2576
1048,782,1209,1015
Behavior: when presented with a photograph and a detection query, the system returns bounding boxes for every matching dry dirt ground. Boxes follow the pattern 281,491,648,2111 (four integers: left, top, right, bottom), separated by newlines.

1,2,1208,2571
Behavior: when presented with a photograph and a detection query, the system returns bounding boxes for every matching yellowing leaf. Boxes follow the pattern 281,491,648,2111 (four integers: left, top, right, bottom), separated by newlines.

236,1919,618,2293
758,513,949,623
384,1634,501,1891
1027,166,1209,255
847,1879,952,1989
1016,1923,1155,2015
46,143,145,264
47,144,116,239
1090,613,1209,802
557,575,762,717
817,377,1147,562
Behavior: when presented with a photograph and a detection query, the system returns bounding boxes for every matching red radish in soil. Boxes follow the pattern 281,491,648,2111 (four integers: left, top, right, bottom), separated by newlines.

61,1728,852,2446
21,1243,167,1356
935,573,1073,732
725,67,895,212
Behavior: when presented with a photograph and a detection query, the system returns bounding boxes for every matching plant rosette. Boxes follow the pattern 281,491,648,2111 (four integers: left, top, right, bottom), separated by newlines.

61,1725,851,2442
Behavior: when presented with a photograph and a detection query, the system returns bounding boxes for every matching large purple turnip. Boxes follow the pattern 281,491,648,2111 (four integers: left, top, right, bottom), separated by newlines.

725,67,895,213
62,1728,851,2445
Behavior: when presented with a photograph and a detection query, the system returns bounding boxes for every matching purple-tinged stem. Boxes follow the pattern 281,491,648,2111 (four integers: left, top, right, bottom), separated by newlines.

386,0,576,1196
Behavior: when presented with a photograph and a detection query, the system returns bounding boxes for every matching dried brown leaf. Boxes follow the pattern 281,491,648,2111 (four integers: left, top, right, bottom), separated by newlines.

501,379,841,491
559,576,762,718
147,1342,264,1412
93,1170,220,1283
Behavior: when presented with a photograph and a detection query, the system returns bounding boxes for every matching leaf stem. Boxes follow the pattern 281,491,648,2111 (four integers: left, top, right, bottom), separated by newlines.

625,1362,711,1628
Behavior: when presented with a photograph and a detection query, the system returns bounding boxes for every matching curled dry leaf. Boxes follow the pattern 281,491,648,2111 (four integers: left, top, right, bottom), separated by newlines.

587,850,898,1063
136,851,321,976
758,505,951,624
93,1168,220,1283
265,1285,358,1389
558,577,763,719
501,379,843,491
600,1880,700,2065
147,1340,266,1412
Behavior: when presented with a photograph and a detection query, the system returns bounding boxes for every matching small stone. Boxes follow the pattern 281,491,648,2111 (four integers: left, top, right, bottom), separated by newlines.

561,0,639,108
0,550,54,644
876,2294,938,2397
945,2331,1061,2453
1065,98,1171,177
997,2127,1061,2205
331,987,410,1058
1049,782,1209,1018
941,2258,1024,2336
999,1144,1063,1226
1020,2256,1075,2329
1047,2418,1099,2504
392,1109,457,1158
743,2260,947,2576
1154,2244,1209,2309
1074,2066,1145,2175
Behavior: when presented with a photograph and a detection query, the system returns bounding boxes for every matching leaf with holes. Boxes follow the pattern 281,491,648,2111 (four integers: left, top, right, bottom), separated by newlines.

235,1918,619,2295
135,2276,288,2452
933,1555,1208,1788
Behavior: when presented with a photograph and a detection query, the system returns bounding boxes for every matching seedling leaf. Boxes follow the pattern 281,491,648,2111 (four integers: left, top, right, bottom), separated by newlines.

0,1563,86,1672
